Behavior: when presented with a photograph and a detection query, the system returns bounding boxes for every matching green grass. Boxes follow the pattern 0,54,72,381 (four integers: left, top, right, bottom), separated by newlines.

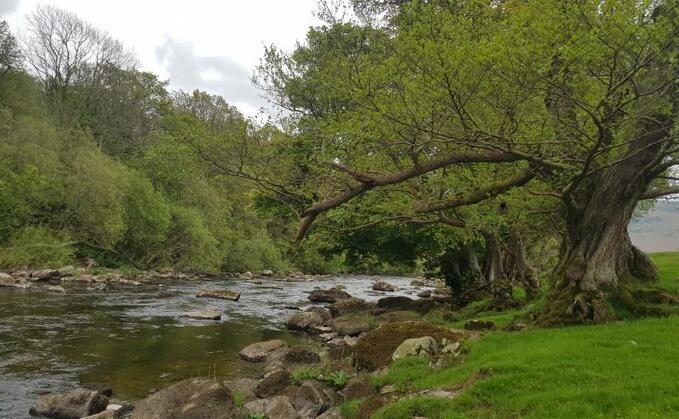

653,252,679,294
370,252,679,419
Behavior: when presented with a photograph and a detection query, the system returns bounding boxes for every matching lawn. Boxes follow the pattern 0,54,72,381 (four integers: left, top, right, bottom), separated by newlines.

369,252,679,419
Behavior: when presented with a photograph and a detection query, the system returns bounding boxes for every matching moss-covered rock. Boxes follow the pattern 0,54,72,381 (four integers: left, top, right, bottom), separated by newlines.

352,321,467,370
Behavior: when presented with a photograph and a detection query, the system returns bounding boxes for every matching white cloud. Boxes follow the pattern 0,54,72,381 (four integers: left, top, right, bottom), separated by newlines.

0,0,20,15
6,0,321,116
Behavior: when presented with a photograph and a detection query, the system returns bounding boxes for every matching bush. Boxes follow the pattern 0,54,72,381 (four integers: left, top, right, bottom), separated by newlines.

0,226,74,268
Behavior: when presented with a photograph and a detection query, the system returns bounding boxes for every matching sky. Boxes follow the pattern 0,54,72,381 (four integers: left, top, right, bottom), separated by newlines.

1,0,321,116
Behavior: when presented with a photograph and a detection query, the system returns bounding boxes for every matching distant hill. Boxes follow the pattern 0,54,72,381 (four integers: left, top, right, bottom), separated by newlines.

629,201,679,253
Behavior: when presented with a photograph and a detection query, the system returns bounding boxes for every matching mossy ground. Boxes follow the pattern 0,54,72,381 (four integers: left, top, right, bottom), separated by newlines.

355,252,679,418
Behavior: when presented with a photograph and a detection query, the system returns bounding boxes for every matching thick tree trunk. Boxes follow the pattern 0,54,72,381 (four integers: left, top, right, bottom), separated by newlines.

504,230,540,300
542,148,660,325
482,232,515,309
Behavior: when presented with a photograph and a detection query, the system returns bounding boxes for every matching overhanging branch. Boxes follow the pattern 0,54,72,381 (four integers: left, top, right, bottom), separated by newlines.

417,169,536,213
295,151,522,239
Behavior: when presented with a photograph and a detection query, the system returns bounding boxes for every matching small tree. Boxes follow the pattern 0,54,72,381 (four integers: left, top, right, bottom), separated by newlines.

0,21,22,75
22,5,136,121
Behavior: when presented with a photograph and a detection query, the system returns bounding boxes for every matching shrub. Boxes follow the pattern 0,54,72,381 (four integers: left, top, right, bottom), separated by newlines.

0,226,74,268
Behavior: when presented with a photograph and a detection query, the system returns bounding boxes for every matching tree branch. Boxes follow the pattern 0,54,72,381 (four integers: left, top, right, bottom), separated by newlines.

417,169,535,213
640,186,679,200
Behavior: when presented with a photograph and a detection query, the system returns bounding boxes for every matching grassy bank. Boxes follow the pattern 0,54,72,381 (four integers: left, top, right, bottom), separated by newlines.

368,252,679,418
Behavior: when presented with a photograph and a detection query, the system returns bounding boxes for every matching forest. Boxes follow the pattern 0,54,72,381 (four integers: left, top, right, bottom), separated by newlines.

1,1,678,418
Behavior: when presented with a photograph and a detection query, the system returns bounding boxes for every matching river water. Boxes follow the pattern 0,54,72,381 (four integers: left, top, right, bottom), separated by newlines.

0,274,425,418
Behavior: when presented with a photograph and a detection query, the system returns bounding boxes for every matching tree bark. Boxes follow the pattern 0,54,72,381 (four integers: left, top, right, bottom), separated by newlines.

482,232,515,309
504,230,540,300
542,143,661,325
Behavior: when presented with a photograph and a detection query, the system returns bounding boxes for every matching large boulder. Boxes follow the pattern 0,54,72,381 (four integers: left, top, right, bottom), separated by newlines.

377,296,440,315
392,336,438,361
0,272,15,286
29,388,109,419
376,296,415,310
329,298,375,317
224,378,259,403
196,289,241,301
266,346,321,370
131,378,236,419
331,318,371,336
239,339,289,362
353,321,467,370
245,395,299,419
286,308,331,332
309,287,351,303
289,380,340,418
255,370,292,398
31,269,61,281
372,281,397,292
340,376,376,401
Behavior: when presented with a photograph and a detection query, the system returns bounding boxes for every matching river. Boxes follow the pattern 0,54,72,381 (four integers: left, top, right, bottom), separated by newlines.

0,274,425,418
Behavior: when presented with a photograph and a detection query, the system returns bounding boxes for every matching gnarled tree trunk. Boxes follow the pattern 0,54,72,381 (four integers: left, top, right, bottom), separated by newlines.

542,137,661,325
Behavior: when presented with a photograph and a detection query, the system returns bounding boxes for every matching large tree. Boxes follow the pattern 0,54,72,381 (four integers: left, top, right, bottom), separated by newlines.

258,0,679,323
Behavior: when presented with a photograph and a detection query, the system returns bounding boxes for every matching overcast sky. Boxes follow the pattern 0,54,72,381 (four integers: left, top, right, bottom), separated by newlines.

1,0,321,116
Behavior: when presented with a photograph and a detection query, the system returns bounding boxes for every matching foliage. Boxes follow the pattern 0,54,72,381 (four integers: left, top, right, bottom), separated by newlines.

0,227,74,268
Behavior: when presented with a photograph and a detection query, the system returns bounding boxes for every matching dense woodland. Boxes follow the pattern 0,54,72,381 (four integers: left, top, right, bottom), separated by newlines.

1,0,678,325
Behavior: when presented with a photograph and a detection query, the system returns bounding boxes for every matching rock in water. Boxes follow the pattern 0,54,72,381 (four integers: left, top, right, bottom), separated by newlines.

181,310,222,320
329,298,375,317
29,388,109,419
130,378,236,419
392,336,438,361
308,287,352,303
196,289,241,301
286,308,331,332
239,340,289,362
372,281,397,292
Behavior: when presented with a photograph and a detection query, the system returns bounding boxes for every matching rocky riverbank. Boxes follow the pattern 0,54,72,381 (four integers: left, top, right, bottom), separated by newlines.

0,262,332,294
22,276,496,419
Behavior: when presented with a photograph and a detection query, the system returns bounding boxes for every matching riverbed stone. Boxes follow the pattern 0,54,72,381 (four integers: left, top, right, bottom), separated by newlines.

32,269,61,281
45,285,66,293
332,318,370,336
341,376,376,401
286,307,331,332
245,395,299,419
329,298,375,317
266,346,321,370
255,370,292,398
392,336,438,361
239,339,289,362
196,289,241,301
309,287,352,303
372,281,397,292
225,378,259,402
290,379,340,418
130,378,236,419
181,310,222,320
29,388,109,419
82,410,115,419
